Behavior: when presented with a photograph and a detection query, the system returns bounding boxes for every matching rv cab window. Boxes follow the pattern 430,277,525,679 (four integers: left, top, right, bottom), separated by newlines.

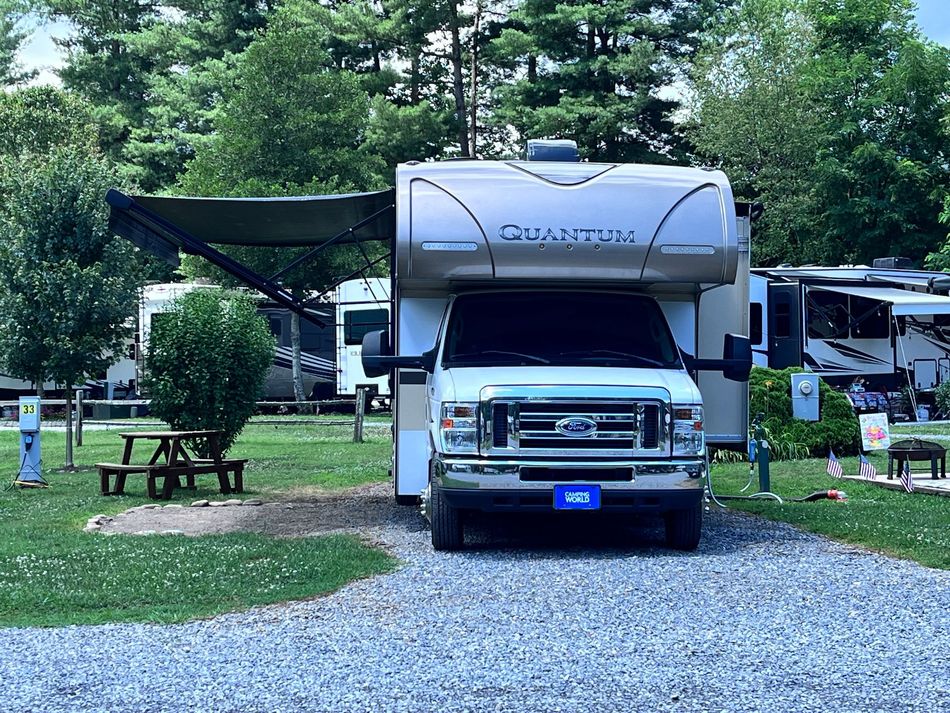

442,292,681,369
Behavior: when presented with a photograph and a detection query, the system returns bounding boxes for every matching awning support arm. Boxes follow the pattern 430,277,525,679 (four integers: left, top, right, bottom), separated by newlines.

301,253,391,308
268,204,394,283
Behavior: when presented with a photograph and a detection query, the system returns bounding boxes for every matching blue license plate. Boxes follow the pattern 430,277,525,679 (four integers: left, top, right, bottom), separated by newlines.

553,484,601,510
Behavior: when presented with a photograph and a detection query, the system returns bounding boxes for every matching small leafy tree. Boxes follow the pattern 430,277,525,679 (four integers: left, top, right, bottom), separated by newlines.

145,289,275,456
0,88,145,468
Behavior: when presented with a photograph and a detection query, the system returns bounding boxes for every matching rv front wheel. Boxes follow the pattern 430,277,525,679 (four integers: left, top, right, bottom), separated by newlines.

664,501,703,551
430,480,463,551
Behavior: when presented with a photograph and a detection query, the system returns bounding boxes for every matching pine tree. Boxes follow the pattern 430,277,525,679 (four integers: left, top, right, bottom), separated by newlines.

491,0,720,162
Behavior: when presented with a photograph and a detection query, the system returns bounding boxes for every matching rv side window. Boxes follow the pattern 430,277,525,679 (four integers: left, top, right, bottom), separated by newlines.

344,309,389,345
849,297,889,339
807,292,849,340
268,317,282,338
774,299,791,338
750,303,763,345
300,321,326,350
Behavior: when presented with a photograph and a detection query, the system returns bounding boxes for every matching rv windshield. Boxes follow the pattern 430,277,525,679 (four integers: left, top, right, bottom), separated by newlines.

443,292,682,369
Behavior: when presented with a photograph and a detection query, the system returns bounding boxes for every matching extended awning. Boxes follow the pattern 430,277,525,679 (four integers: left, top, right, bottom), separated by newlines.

810,285,950,316
106,189,396,327
129,190,395,247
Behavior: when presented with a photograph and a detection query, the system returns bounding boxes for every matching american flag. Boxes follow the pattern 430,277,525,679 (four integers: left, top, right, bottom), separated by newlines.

826,449,843,479
859,454,877,480
900,460,915,493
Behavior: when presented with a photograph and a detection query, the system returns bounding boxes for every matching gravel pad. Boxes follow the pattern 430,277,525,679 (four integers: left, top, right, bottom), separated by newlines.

2,503,948,713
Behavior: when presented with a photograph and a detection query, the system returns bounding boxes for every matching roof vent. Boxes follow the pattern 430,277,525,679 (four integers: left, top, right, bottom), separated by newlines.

872,257,913,270
526,139,579,162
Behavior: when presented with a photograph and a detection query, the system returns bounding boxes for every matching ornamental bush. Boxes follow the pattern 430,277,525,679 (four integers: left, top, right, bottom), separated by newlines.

145,289,275,456
749,366,860,458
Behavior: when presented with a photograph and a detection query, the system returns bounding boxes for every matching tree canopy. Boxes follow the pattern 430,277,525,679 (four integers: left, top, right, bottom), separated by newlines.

0,88,141,393
24,0,950,270
689,0,950,267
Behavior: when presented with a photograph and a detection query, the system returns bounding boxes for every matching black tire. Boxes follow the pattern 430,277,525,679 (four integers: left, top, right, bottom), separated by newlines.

664,501,703,551
430,480,464,551
395,494,419,506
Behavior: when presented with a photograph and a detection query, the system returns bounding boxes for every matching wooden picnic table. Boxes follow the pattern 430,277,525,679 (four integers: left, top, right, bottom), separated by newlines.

97,429,246,500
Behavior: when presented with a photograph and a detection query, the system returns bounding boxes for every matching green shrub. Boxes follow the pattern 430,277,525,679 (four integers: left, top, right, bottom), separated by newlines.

145,289,276,455
935,381,950,419
749,366,860,458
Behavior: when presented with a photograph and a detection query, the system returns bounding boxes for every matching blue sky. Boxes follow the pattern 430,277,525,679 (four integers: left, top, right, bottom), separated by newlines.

915,0,950,45
15,1,950,87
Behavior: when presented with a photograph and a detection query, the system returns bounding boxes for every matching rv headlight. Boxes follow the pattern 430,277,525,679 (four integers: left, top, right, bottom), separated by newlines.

672,405,704,456
439,402,479,454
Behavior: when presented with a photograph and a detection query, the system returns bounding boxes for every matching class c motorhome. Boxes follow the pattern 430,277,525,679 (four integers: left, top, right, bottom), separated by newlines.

361,154,753,550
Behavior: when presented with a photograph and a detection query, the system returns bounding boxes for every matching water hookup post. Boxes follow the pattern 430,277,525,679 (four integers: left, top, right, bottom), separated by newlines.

753,413,771,494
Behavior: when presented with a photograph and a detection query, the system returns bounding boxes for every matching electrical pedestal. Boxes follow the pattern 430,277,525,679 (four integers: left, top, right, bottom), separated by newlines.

16,396,44,486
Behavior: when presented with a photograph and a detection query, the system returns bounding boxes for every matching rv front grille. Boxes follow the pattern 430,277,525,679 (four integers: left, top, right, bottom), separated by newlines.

485,399,665,457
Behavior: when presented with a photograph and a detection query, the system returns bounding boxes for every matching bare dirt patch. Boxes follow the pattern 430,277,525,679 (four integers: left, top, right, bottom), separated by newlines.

99,481,419,538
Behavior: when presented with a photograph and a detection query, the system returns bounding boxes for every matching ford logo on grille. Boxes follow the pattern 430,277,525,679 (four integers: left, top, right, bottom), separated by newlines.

555,417,598,438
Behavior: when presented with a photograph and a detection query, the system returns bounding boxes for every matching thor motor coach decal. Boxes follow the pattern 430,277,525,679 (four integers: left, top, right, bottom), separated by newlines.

498,225,636,243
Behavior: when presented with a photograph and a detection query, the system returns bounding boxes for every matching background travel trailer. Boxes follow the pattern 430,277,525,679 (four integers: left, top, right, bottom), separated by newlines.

138,279,390,401
750,265,950,395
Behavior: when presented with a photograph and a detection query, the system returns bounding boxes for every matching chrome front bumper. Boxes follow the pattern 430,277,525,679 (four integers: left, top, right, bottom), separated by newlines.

434,458,705,492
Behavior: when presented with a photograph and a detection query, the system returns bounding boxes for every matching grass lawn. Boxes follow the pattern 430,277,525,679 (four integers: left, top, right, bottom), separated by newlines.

890,422,950,437
0,420,395,628
711,453,950,570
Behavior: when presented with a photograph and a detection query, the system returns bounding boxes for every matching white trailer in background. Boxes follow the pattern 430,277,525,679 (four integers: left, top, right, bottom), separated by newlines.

361,154,752,550
750,266,950,393
335,277,391,399
138,279,389,400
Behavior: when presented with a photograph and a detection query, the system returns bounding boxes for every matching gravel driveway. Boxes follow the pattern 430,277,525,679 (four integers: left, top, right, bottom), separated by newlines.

2,501,948,713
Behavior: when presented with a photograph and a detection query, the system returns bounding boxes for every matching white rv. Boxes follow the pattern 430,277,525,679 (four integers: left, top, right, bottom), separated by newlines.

362,156,752,550
335,277,391,398
751,266,950,392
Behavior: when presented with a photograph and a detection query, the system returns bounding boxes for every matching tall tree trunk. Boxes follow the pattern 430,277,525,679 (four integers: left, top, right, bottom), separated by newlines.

447,1,470,157
290,311,312,414
469,0,482,157
410,54,420,104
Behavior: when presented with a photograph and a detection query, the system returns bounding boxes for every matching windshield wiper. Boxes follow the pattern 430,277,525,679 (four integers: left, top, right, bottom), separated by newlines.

450,350,551,365
557,349,669,368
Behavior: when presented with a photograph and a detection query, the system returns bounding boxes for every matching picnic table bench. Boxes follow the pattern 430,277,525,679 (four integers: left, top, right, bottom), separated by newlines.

97,430,246,500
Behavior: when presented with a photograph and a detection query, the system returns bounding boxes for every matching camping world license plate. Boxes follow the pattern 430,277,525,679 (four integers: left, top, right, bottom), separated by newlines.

553,484,601,510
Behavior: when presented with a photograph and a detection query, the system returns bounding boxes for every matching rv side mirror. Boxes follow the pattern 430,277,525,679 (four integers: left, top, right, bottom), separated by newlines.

361,329,437,377
361,330,392,378
722,334,753,382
